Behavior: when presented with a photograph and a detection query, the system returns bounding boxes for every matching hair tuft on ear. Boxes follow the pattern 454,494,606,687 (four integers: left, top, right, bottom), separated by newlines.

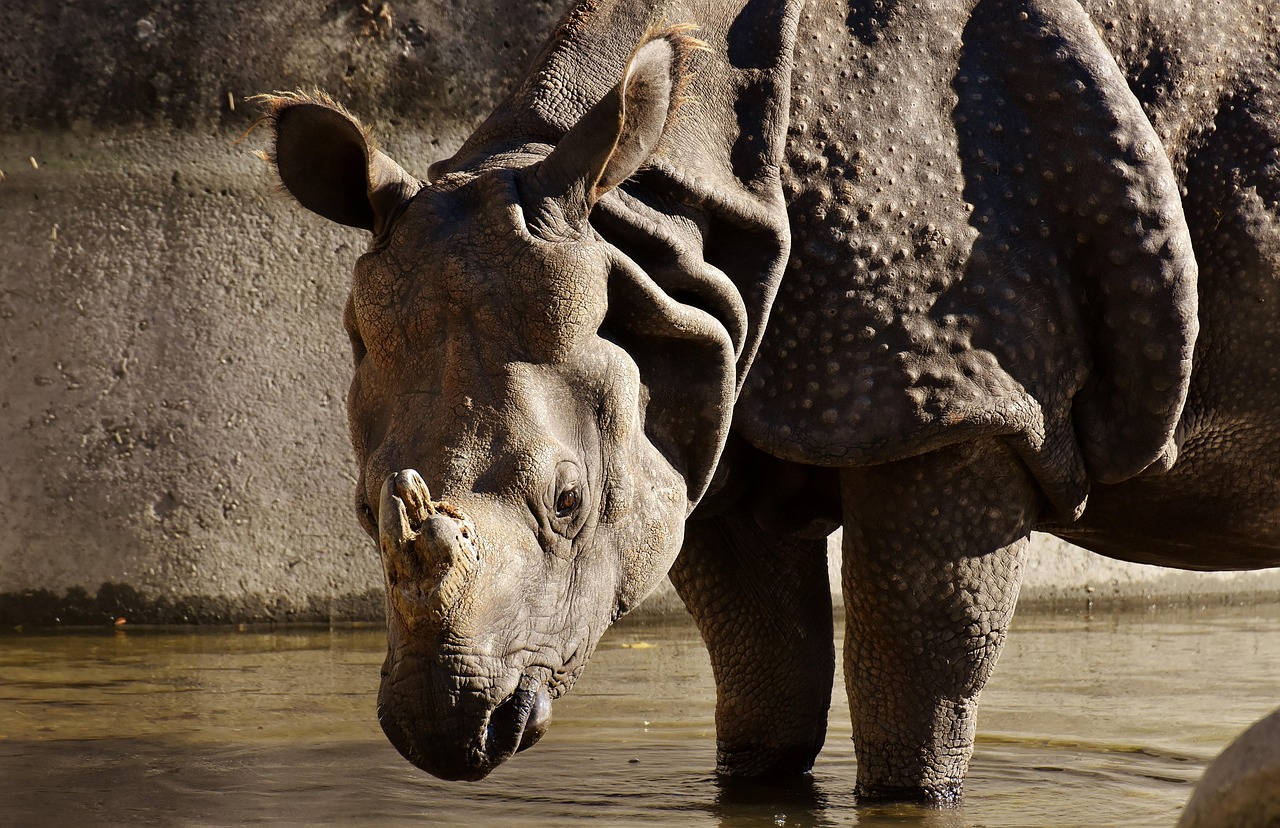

635,22,709,137
250,89,379,177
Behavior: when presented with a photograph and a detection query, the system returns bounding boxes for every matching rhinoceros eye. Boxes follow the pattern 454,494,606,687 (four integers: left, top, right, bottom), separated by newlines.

554,487,580,518
547,461,586,539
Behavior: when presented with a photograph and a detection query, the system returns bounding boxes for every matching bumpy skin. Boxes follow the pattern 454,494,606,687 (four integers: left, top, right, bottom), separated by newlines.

743,0,1200,510
1043,4,1280,567
264,0,1280,805
670,443,836,778
840,438,1039,799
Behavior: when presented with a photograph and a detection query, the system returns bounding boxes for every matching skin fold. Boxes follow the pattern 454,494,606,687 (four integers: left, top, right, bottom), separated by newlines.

263,0,1280,804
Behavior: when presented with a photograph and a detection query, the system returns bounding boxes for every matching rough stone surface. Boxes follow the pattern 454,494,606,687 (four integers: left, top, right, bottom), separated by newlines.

1,0,1277,628
0,0,574,627
1178,707,1280,828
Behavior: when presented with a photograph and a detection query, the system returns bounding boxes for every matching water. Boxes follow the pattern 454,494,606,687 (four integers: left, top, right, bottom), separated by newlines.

1,604,1277,827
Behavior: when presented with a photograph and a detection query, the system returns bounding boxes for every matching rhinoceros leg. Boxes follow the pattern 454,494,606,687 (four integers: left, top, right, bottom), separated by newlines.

839,438,1040,802
670,506,834,778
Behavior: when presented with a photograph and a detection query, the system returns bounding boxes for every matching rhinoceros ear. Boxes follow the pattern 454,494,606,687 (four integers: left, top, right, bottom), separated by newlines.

263,93,422,235
518,32,696,238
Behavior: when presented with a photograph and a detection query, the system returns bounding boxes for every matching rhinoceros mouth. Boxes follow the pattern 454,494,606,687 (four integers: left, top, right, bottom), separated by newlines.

378,673,553,781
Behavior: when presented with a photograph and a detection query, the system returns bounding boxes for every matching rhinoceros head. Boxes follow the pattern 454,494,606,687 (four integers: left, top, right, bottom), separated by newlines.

262,33,715,780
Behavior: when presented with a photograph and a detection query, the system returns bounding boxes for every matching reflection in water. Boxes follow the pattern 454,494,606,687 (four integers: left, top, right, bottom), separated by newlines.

714,775,834,827
0,604,1277,827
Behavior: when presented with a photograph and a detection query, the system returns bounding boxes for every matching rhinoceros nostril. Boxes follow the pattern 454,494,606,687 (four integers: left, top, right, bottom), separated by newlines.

518,686,553,752
484,676,552,764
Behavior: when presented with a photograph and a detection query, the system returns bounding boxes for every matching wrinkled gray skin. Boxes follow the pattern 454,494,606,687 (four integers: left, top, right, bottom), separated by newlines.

264,0,1280,803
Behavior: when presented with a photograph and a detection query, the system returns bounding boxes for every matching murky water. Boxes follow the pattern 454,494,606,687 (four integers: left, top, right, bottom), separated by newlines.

1,603,1277,827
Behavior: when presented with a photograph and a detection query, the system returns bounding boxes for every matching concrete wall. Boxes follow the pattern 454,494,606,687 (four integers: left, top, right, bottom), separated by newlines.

0,0,572,625
2,1,1277,627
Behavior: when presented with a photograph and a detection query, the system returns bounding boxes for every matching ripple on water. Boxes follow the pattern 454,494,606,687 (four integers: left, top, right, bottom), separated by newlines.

0,604,1276,827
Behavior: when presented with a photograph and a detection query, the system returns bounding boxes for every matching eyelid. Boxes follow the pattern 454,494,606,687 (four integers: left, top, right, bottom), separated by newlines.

553,459,582,488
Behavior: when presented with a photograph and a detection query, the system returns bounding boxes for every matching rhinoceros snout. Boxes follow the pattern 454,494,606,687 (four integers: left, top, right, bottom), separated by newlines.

378,673,554,781
375,472,557,779
378,470,479,619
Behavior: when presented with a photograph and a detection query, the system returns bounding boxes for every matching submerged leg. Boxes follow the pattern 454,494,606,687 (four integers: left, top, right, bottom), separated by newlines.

839,438,1040,801
670,504,835,777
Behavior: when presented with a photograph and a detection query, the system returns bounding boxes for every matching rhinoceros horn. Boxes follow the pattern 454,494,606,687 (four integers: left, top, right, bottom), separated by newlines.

378,469,479,626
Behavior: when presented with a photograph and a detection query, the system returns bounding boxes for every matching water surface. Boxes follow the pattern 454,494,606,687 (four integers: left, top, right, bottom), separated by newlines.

2,603,1277,826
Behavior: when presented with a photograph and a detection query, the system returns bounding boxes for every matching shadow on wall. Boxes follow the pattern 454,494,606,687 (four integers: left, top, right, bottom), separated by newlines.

0,584,386,629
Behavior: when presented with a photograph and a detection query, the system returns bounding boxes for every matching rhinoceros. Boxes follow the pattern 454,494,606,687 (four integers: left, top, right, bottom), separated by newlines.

262,0,1280,802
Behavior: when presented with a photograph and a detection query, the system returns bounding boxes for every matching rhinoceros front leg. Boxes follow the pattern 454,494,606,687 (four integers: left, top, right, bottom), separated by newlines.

839,438,1039,802
670,506,834,778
